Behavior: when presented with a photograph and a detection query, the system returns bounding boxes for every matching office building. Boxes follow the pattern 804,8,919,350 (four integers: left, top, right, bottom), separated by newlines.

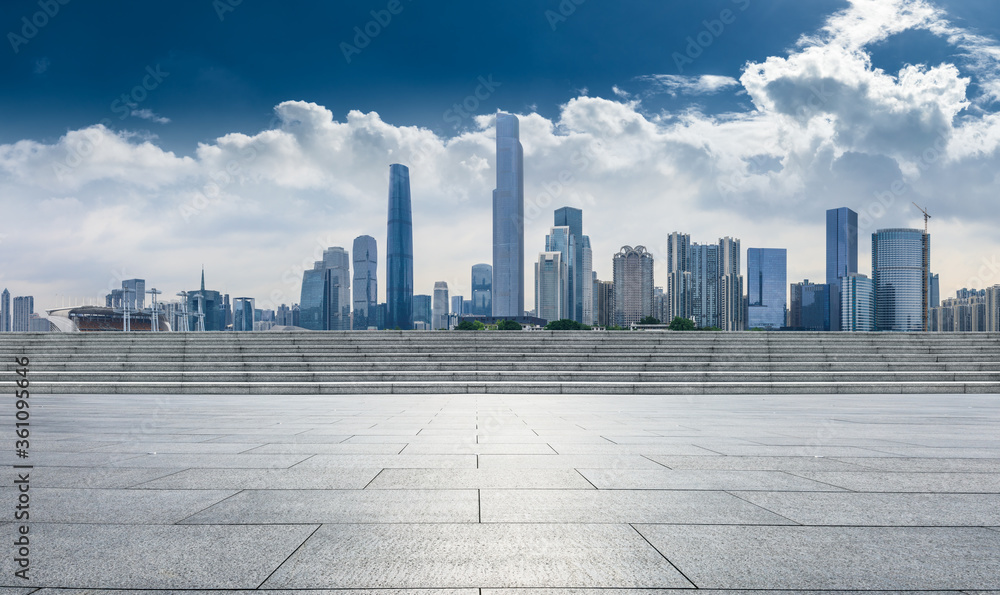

841,273,875,332
451,296,465,317
595,278,614,327
930,273,940,308
122,279,145,312
276,304,295,327
789,280,832,331
0,289,9,332
186,270,225,331
233,297,255,332
747,248,787,330
433,282,449,330
321,247,352,331
612,246,654,327
413,294,432,329
299,267,326,331
872,228,929,332
12,296,33,332
492,112,525,317
543,226,574,319
353,235,378,330
387,163,414,330
826,207,858,331
553,207,593,324
535,251,567,323
471,264,493,316
988,285,1000,332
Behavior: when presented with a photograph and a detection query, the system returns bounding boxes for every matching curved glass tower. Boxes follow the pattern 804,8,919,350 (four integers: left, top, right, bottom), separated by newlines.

492,112,524,317
353,235,378,330
386,164,413,330
872,228,928,332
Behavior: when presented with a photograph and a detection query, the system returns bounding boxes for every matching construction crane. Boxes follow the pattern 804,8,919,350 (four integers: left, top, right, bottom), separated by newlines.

913,202,931,234
912,203,932,331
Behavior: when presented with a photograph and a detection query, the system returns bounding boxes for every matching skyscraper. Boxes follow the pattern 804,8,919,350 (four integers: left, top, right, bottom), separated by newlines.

789,280,832,331
690,243,719,329
492,112,524,317
433,282,449,330
122,279,145,312
387,164,414,330
826,207,858,331
233,297,255,331
544,226,574,318
353,235,378,330
471,264,493,316
299,268,326,331
872,228,929,332
747,248,787,330
612,246,654,327
718,236,744,331
535,251,567,323
1,289,9,332
553,207,592,324
841,273,875,332
667,232,692,323
12,296,34,332
322,247,351,331
412,295,432,329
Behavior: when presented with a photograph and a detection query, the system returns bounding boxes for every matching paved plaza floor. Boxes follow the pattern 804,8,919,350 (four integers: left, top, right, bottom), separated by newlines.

2,393,999,592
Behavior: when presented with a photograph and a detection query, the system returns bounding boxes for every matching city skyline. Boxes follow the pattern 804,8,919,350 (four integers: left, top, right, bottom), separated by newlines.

4,1,1000,313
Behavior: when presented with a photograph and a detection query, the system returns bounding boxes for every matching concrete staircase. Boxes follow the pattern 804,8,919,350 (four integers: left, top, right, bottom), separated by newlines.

3,331,1000,394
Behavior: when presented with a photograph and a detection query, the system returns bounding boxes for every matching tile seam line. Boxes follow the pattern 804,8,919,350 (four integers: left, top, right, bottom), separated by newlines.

724,489,804,526
173,488,246,524
629,522,699,589
255,523,323,589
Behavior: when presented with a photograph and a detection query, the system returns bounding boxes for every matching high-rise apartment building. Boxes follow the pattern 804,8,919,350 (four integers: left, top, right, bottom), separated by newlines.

353,235,378,330
872,228,929,332
387,164,414,330
690,243,719,329
666,232,692,323
595,278,614,327
471,264,493,316
535,251,567,323
718,236,744,331
747,248,787,330
612,246,654,327
12,296,33,332
492,112,524,317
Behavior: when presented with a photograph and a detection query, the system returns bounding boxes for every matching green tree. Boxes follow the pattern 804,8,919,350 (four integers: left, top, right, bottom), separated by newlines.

456,320,485,331
496,319,522,331
639,316,661,325
545,319,588,330
668,317,696,331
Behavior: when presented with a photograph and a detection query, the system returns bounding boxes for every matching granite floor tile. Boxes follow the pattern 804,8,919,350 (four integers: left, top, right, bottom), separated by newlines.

647,455,866,471
579,469,846,491
478,454,666,470
242,443,407,455
87,442,264,454
481,489,792,524
832,457,1000,472
366,468,596,490
24,466,187,489
399,443,557,455
262,524,694,588
130,468,381,490
634,525,1000,590
790,471,1000,492
181,489,478,524
26,488,238,524
104,453,311,469
0,523,318,589
732,491,1000,525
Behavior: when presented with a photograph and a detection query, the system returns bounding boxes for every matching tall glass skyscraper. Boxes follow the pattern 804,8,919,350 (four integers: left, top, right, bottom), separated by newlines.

535,252,566,323
492,112,524,318
544,226,574,318
321,247,351,331
471,264,492,316
299,268,326,330
387,164,414,330
826,207,858,331
412,294,432,328
353,235,378,330
233,297,255,331
747,248,787,330
553,207,591,324
841,273,875,331
872,228,929,332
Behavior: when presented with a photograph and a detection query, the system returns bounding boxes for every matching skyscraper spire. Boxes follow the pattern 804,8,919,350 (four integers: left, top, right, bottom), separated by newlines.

201,266,206,292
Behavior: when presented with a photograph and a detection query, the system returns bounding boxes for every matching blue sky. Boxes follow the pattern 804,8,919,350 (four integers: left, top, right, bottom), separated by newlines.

3,0,1000,312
